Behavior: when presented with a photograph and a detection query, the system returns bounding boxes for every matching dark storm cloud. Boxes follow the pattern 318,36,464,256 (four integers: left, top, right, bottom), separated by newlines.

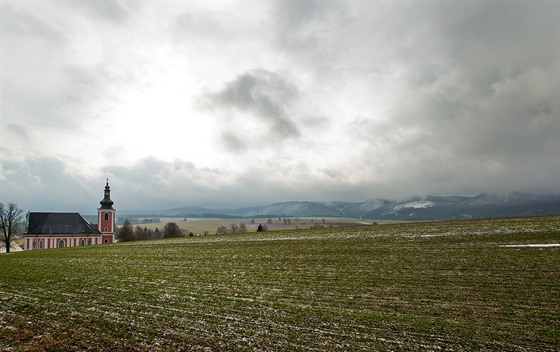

297,1,560,197
0,157,99,213
2,156,227,212
201,70,301,150
349,65,559,196
101,157,352,210
101,158,236,209
99,157,379,209
407,3,559,195
430,3,557,77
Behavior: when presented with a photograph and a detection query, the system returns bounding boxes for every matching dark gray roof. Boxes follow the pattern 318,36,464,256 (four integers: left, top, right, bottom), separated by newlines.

26,212,101,235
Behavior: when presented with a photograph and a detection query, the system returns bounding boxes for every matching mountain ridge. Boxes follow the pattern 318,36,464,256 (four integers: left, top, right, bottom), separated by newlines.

119,193,560,220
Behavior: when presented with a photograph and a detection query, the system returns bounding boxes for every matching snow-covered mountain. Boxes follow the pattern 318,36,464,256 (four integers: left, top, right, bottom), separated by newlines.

146,193,559,220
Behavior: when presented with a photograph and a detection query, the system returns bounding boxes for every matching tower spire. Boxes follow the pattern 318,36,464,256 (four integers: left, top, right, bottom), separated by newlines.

99,179,115,210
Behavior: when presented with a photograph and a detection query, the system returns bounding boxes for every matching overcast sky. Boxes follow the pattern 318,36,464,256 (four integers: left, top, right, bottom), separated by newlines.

1,1,559,213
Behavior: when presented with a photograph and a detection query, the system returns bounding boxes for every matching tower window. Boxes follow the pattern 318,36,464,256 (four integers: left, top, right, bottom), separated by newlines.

104,213,109,221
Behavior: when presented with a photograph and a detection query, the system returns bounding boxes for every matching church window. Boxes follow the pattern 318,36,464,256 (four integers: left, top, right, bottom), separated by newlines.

104,213,109,221
58,240,65,248
80,239,85,246
39,240,43,249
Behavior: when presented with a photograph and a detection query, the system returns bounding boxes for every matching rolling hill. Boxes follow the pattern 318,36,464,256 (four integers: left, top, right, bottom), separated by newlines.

121,193,560,220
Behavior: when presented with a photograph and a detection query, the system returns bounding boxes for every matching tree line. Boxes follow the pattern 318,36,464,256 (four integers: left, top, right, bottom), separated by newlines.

216,222,250,235
117,220,191,242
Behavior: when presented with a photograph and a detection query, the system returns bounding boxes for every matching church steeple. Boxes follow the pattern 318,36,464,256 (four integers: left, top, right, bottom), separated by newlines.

98,179,116,243
99,179,114,210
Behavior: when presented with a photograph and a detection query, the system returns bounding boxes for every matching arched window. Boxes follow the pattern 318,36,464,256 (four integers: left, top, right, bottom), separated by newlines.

104,213,109,221
88,239,92,245
39,240,43,249
58,240,65,248
104,238,108,244
80,239,85,246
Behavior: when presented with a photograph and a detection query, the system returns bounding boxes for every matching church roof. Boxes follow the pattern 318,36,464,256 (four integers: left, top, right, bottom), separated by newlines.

26,212,101,235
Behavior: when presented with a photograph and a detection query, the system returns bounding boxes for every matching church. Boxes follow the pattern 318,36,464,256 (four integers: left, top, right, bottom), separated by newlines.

24,180,116,250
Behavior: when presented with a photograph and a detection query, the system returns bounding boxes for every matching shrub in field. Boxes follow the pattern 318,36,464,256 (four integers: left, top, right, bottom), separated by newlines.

163,222,184,238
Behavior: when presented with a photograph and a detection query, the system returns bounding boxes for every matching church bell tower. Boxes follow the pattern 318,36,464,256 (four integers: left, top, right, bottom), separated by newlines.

98,179,116,244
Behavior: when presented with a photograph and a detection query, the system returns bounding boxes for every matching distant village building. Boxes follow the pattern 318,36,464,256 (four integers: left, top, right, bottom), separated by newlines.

24,180,116,250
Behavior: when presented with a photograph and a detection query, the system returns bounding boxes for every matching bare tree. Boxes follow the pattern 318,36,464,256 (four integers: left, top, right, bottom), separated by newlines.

0,203,24,253
239,223,247,233
118,219,135,242
140,226,154,240
134,225,144,241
